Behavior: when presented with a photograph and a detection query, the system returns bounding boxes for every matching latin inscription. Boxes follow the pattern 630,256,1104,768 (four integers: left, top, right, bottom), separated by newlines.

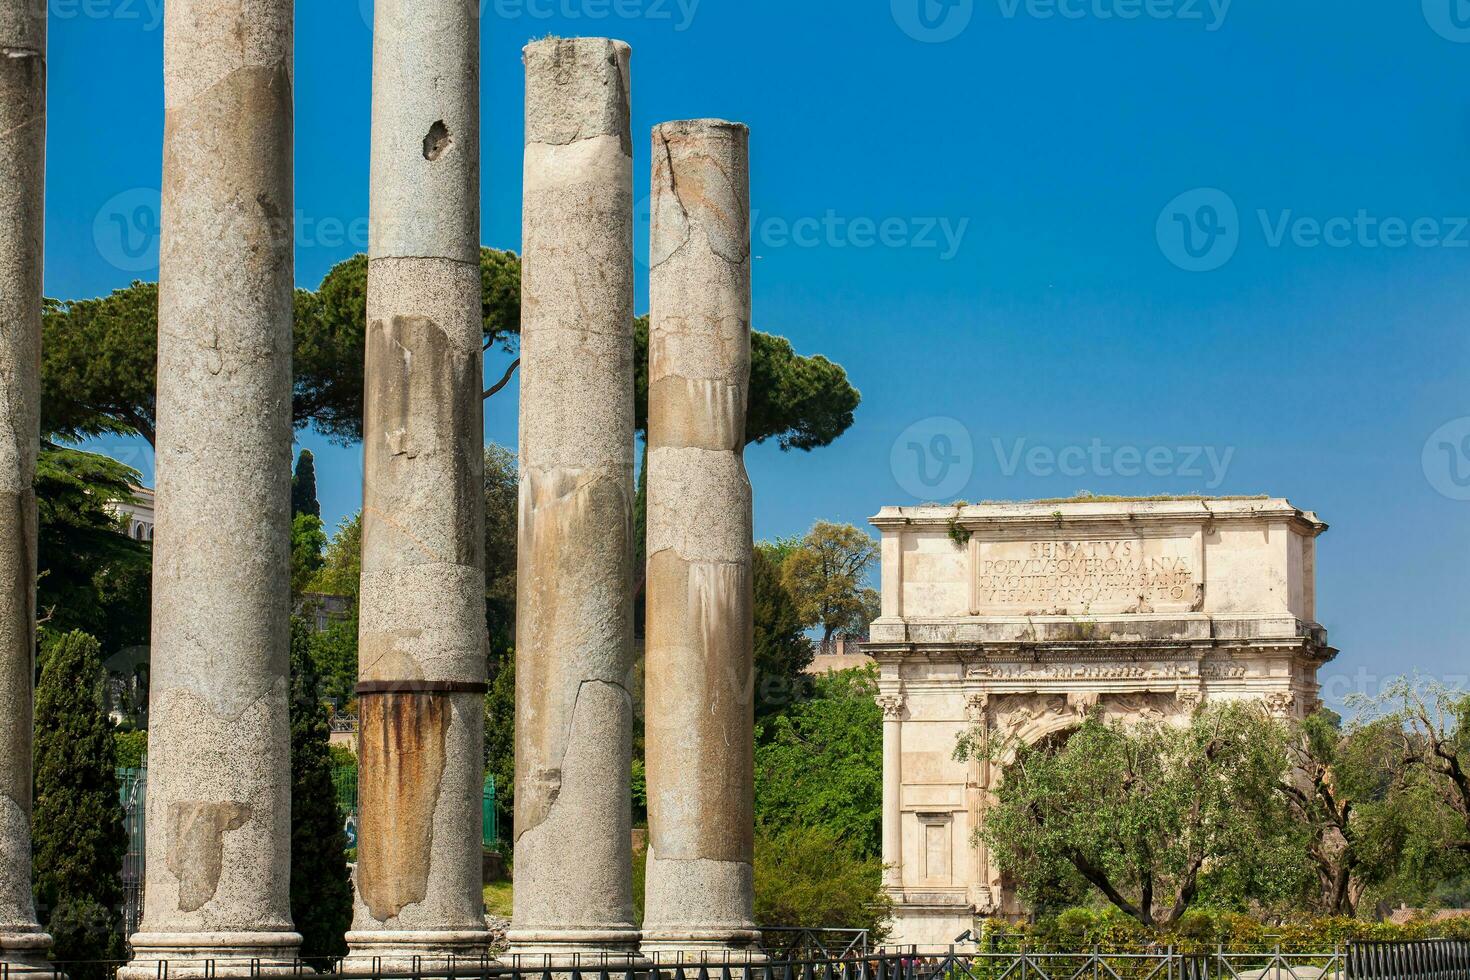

975,538,1198,611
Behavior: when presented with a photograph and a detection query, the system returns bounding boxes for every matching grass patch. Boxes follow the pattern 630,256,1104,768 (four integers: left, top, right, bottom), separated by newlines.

483,879,513,919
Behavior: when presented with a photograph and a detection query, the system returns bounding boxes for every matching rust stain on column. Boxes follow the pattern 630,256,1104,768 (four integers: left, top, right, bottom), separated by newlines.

356,693,450,922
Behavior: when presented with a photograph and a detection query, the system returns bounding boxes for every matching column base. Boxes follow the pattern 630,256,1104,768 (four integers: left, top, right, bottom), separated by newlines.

0,931,56,976
505,928,647,971
117,931,302,980
343,929,498,975
640,929,766,967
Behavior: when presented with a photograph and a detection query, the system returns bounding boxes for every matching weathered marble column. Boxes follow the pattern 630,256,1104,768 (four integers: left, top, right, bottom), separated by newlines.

120,0,299,975
642,119,759,960
510,37,642,966
878,694,905,890
344,0,492,969
0,0,48,971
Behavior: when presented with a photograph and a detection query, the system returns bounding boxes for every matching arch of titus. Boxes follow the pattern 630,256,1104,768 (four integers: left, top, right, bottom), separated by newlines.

864,498,1336,947
0,3,759,972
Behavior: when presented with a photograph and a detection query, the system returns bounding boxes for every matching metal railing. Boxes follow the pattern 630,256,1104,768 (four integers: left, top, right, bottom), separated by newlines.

5,941,1467,980
760,929,871,960
875,941,1470,980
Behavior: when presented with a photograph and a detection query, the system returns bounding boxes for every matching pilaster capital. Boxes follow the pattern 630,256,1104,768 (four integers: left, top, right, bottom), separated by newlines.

877,693,906,720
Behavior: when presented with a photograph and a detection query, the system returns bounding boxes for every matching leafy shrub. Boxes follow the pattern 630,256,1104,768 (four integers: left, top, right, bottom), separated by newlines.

753,825,891,941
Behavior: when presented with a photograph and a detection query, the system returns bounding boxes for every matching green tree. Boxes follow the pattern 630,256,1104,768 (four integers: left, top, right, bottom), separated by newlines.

308,513,362,601
41,287,159,444
291,513,328,596
754,666,883,856
972,703,1309,927
780,522,880,654
292,448,321,519
113,730,148,768
1354,680,1470,905
308,613,359,711
752,546,814,718
31,631,127,974
483,444,518,654
43,254,858,454
753,825,892,938
288,618,353,961
1274,710,1418,916
35,446,151,655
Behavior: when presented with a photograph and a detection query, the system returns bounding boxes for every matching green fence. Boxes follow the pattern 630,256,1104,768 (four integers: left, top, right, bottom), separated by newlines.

330,766,497,850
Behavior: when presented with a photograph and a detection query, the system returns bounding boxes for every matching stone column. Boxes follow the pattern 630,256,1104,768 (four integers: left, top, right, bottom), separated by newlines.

642,119,758,960
120,0,299,974
510,37,642,967
344,0,492,969
0,0,48,971
879,694,905,891
963,694,992,912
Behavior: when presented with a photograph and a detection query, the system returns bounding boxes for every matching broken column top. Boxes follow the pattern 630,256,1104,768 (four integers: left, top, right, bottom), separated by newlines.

523,37,631,149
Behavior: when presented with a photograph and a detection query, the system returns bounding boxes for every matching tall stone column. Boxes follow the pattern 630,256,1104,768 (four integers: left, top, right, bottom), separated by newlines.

510,36,642,967
120,0,299,974
878,694,905,891
0,0,48,971
344,0,492,969
641,119,758,960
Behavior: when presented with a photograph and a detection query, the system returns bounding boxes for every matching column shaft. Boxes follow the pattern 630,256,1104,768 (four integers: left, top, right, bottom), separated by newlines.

642,119,757,959
510,36,641,966
880,698,904,891
0,0,48,969
121,0,299,974
346,0,491,968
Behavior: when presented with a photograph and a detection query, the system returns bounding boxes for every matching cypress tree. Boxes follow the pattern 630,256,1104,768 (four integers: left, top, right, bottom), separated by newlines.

288,617,352,961
31,630,127,977
291,449,321,520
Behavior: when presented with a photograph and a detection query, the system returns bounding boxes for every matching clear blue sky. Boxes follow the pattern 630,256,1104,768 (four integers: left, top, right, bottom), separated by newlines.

47,0,1470,704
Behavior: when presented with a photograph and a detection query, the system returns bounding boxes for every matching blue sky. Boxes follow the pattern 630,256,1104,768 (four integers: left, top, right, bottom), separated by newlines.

47,0,1470,702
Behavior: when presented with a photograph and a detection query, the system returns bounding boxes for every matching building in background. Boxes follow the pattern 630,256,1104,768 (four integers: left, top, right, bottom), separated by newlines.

110,485,155,542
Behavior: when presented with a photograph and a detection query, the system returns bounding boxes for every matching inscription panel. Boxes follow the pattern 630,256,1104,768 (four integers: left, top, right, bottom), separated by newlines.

973,535,1201,615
